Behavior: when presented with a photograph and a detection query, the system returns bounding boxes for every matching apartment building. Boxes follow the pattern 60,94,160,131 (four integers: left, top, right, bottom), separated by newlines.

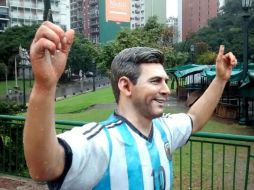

167,16,178,44
81,0,167,43
2,0,70,31
130,0,144,29
178,0,219,42
82,0,129,43
130,0,166,29
0,0,9,32
70,0,83,33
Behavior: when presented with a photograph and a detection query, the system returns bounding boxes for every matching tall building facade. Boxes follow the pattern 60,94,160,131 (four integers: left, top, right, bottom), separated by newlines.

166,16,178,44
130,0,166,29
0,0,9,32
70,0,83,33
79,0,167,43
130,0,144,29
3,0,70,30
178,0,219,42
83,0,129,43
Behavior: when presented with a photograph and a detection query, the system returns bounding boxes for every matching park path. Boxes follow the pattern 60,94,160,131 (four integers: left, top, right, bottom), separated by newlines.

0,175,47,190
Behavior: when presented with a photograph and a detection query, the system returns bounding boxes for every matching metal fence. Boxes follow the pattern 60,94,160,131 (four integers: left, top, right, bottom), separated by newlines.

0,115,254,189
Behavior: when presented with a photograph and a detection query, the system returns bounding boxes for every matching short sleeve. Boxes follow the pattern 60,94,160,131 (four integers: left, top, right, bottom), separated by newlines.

160,113,192,153
48,122,110,190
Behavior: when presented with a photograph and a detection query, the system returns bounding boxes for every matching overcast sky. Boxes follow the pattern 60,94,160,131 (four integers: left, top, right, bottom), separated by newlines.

167,0,178,18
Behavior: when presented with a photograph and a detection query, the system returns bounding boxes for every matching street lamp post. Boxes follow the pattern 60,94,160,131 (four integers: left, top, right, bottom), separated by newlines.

190,44,195,63
5,64,8,96
239,0,252,125
14,54,19,88
19,46,31,107
92,60,96,92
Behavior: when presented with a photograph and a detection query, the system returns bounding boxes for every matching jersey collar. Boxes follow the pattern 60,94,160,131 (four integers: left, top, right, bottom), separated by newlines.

113,111,154,143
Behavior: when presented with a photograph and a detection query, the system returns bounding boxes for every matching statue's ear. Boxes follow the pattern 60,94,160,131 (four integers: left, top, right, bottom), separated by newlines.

118,76,133,97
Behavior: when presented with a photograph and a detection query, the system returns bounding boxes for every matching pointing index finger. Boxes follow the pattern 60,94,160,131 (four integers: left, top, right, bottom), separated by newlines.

218,45,225,56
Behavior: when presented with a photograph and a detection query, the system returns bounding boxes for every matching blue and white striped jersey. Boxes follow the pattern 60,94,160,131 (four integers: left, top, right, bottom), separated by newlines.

48,113,192,190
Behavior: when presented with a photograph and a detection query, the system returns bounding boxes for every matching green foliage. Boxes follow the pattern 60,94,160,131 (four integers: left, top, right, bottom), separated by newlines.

164,48,189,68
0,101,26,114
0,24,38,79
98,16,175,72
143,16,164,47
161,26,175,46
0,121,27,176
98,42,119,74
67,33,98,76
197,51,217,65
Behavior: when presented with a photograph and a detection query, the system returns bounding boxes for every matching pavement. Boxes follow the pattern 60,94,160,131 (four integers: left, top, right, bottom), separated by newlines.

1,76,111,103
0,175,48,190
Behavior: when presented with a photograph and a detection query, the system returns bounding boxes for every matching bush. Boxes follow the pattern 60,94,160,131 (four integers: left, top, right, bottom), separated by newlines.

0,101,26,114
197,51,217,65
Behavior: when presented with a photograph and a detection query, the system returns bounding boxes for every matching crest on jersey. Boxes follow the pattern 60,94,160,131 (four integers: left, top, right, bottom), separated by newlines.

164,141,172,160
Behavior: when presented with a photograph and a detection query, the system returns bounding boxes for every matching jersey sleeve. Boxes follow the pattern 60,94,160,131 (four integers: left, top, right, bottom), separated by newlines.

160,113,192,153
47,122,110,190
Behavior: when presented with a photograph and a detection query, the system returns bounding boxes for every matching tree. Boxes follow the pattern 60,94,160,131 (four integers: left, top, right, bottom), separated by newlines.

197,51,217,65
0,25,38,79
143,16,164,46
98,42,119,75
66,33,98,80
97,16,175,72
163,48,189,68
161,26,175,46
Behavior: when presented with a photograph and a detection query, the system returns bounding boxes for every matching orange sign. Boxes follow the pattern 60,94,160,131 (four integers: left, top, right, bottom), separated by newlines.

106,0,130,22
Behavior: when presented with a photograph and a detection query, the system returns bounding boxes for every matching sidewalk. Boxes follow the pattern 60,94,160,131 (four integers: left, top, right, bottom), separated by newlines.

0,175,48,190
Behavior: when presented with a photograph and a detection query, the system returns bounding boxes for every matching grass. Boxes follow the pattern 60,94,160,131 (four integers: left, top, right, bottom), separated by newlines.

55,87,115,114
172,137,254,189
56,109,113,122
0,80,33,97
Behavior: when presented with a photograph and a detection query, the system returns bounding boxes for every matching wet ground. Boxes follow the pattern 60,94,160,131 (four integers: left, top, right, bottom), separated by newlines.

0,175,47,190
2,77,111,104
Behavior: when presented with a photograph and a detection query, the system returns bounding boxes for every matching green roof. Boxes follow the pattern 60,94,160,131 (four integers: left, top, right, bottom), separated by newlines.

202,66,244,82
202,63,254,82
166,63,254,83
166,64,208,78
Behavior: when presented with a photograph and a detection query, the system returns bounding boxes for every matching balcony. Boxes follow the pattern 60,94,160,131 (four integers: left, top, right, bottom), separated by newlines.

90,20,98,27
90,13,99,19
134,16,140,21
135,10,140,14
0,23,7,32
8,1,59,12
0,114,254,189
89,0,98,6
134,3,140,8
0,6,9,20
90,27,99,33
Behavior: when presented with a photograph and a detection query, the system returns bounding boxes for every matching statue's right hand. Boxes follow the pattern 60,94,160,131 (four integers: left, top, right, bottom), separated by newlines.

30,21,74,90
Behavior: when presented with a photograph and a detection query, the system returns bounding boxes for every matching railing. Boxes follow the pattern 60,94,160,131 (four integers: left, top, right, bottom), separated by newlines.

174,133,254,190
0,115,253,189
